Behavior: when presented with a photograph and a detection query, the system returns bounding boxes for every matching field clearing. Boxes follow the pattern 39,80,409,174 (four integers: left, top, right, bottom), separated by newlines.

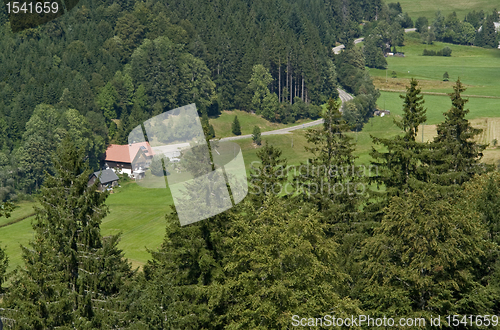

396,0,500,22
99,182,173,270
378,91,500,124
369,38,500,98
210,110,315,138
0,201,37,227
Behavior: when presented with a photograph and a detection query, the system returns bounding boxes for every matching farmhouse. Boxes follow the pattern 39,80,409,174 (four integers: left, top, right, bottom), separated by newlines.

104,142,154,177
88,169,120,191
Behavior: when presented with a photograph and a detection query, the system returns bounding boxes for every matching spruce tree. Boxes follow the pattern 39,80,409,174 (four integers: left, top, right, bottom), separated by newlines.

0,202,13,218
360,186,494,319
301,98,361,226
249,142,287,201
219,196,360,328
0,136,133,329
476,174,500,245
0,192,13,293
371,78,427,198
231,115,241,135
252,125,261,145
0,242,7,293
428,79,488,186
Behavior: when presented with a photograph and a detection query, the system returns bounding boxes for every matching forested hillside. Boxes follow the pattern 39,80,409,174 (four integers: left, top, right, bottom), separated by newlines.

0,0,385,200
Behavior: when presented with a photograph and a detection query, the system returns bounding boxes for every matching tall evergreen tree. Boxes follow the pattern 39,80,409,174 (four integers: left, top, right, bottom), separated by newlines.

371,79,427,197
125,207,231,329
301,98,361,226
218,196,360,328
360,186,494,319
231,115,241,135
427,79,488,186
252,125,261,145
0,137,133,329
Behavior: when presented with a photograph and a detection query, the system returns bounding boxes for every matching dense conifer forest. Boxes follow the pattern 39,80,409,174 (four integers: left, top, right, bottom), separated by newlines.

1,0,500,328
0,0,385,199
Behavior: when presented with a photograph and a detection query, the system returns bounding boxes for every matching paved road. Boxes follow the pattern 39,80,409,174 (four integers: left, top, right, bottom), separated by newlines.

220,88,354,141
223,28,420,142
332,37,365,54
333,28,417,54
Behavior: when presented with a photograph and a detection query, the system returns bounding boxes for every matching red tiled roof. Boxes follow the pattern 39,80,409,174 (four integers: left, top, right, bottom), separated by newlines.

105,142,154,164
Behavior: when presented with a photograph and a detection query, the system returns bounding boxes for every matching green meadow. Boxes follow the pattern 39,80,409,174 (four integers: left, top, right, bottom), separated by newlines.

369,36,500,126
396,0,500,22
211,109,315,138
369,37,500,96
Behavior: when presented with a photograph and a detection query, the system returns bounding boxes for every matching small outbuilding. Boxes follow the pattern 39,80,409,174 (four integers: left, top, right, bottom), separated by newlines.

88,169,120,191
374,110,391,117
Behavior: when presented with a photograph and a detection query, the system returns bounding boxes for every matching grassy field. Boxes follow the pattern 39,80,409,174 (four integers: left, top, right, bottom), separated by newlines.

370,35,500,130
210,109,316,138
396,0,500,21
369,37,500,97
0,182,173,272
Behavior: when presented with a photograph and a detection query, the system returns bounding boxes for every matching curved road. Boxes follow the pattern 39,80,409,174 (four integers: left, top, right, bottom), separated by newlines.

220,88,353,141
332,28,416,54
223,28,416,142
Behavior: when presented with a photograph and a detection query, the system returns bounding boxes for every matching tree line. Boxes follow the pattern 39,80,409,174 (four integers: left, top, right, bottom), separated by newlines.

415,9,499,47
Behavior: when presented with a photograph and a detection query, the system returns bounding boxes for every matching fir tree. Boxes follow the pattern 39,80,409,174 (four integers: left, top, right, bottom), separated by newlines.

443,71,449,81
231,115,241,136
252,126,261,145
428,79,488,186
363,36,387,69
0,137,133,329
360,186,494,319
219,196,360,328
125,206,231,329
476,174,500,245
301,98,361,225
371,79,427,197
